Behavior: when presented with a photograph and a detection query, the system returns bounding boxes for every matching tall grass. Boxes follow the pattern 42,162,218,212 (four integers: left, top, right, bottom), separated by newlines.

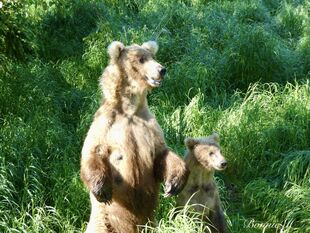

0,0,309,232
141,203,211,233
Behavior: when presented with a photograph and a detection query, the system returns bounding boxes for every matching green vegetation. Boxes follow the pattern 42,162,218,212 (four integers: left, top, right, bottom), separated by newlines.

0,0,309,232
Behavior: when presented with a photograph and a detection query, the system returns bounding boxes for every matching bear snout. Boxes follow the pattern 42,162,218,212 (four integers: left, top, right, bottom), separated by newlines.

220,161,227,169
159,67,166,78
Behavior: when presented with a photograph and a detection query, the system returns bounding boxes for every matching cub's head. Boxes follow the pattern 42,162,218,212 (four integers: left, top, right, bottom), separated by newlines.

185,133,227,171
107,41,166,88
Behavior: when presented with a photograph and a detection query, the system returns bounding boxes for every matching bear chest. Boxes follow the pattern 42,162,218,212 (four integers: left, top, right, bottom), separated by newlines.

108,116,162,149
106,115,164,173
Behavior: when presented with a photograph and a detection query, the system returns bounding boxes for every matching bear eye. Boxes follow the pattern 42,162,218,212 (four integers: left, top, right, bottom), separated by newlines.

139,57,145,64
209,152,214,156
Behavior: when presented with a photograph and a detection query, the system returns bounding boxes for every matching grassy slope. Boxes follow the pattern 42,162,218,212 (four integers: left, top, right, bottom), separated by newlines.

0,0,309,232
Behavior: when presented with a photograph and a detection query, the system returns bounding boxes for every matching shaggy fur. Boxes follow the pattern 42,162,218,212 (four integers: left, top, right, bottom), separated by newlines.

176,133,228,233
80,41,189,233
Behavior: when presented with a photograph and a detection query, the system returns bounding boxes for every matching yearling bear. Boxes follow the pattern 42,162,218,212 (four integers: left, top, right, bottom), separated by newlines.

80,41,189,233
176,133,228,233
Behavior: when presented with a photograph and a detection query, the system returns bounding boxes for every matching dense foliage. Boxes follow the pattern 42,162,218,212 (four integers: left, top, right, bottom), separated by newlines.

0,0,309,232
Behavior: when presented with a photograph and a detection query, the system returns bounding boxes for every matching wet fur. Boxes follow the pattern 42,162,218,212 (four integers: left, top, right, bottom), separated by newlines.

80,41,189,233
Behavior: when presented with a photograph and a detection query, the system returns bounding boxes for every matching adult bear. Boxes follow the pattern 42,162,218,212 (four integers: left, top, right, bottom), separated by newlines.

80,41,189,233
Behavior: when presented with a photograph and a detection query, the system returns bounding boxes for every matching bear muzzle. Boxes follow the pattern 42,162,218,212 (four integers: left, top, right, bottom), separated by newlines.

159,67,166,78
215,160,228,170
144,66,166,87
145,76,162,87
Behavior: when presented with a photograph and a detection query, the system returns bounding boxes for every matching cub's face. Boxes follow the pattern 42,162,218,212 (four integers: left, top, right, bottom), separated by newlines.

185,133,227,171
193,144,227,171
108,41,166,88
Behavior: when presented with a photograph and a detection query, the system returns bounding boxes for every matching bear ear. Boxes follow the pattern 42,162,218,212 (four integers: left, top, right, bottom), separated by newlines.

185,137,199,150
108,41,125,60
210,132,220,143
142,41,158,55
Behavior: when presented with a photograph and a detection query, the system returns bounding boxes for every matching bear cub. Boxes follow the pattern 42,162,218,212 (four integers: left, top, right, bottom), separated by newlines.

176,133,228,233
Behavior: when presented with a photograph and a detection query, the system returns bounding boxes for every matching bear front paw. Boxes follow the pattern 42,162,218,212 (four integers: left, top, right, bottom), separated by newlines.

164,176,186,197
92,177,112,204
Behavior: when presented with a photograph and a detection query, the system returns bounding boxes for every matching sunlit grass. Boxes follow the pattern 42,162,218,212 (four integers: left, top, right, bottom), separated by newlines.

0,0,309,232
141,202,212,233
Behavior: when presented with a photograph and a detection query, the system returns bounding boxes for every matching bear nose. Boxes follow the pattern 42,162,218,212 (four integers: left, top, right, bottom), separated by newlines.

221,161,227,168
159,67,166,77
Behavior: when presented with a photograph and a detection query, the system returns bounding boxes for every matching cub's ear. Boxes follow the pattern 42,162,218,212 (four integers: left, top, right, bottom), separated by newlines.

211,132,220,143
184,138,199,150
108,41,125,60
142,41,158,55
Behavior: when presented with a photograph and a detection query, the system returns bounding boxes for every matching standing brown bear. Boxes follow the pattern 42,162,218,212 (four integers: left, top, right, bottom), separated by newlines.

80,41,189,233
176,133,228,233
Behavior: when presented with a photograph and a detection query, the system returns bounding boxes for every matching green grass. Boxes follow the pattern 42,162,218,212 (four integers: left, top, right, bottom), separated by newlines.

142,203,212,233
0,0,309,232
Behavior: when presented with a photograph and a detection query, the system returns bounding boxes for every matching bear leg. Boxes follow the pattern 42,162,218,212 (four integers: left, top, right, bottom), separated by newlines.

209,202,228,233
154,149,189,197
80,147,112,203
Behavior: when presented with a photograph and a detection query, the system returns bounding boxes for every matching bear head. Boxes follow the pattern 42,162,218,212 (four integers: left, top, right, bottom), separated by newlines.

107,41,166,89
185,133,227,171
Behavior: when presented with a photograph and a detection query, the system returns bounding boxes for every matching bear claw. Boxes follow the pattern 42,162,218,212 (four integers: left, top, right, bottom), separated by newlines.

164,178,183,197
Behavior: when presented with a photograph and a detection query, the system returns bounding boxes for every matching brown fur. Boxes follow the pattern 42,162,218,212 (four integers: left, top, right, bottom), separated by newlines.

80,41,189,233
176,133,228,233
